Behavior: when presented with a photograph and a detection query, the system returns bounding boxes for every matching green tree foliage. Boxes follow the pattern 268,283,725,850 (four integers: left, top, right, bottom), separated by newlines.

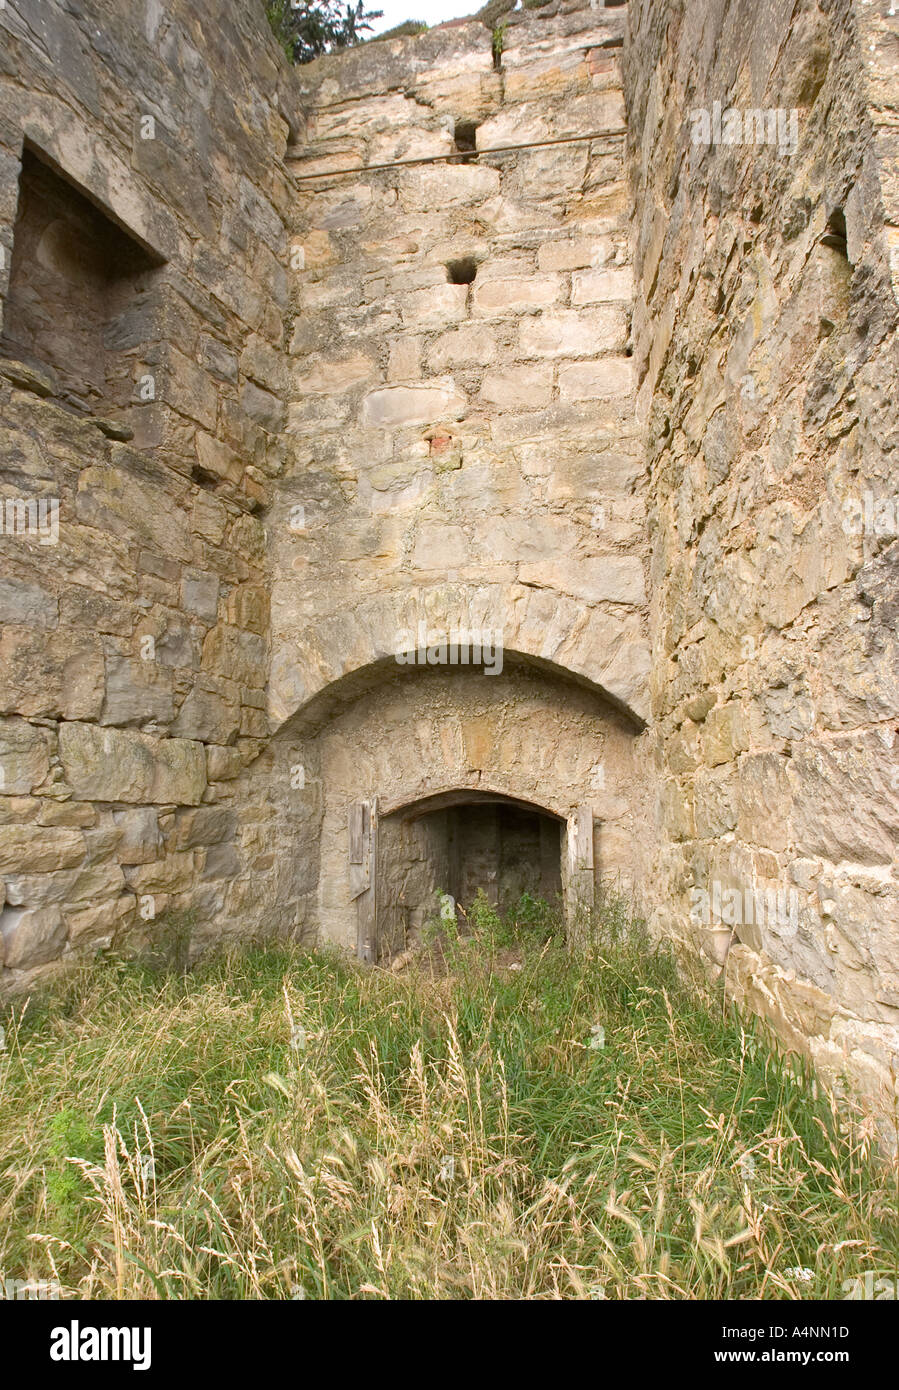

266,0,384,65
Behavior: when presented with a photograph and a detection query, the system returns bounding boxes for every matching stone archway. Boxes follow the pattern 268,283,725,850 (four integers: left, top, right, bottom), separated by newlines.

298,656,647,960
374,788,567,958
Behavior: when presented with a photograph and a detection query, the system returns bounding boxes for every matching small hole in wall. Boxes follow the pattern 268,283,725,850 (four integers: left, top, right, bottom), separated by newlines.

821,207,848,258
191,464,220,490
446,257,477,285
453,121,478,164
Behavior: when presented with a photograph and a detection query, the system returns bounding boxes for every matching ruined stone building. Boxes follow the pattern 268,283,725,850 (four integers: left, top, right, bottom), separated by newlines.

1,0,898,1141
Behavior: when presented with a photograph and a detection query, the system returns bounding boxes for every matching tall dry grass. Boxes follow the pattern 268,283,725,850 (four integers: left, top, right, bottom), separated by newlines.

0,893,896,1299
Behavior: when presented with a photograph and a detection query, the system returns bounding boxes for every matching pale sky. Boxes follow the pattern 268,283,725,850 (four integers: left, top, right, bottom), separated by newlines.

367,1,480,37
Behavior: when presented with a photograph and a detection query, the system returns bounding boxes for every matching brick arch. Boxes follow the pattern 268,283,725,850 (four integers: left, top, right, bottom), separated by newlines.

269,581,651,732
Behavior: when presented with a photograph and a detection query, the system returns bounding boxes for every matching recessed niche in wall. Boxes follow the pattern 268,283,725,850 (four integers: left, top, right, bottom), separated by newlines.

446,256,478,285
821,207,848,258
0,146,166,418
453,120,478,163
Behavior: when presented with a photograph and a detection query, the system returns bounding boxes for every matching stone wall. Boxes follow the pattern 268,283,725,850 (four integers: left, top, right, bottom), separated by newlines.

272,0,651,949
0,0,649,988
623,0,899,1138
0,0,303,986
312,660,641,950
2,0,899,1143
271,6,649,736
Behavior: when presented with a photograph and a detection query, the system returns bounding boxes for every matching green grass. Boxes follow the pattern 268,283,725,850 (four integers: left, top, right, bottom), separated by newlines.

0,895,896,1299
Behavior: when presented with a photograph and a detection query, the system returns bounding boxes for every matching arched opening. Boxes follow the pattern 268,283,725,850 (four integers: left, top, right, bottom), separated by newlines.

306,660,641,962
376,789,566,955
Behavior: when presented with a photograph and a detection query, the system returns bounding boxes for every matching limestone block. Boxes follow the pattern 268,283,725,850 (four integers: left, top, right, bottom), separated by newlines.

147,611,203,671
401,283,469,330
202,625,267,690
82,823,123,863
427,324,498,371
181,571,220,624
736,754,793,855
0,905,66,969
557,359,634,399
202,842,241,879
503,51,592,103
693,766,739,839
0,626,105,720
201,336,239,385
0,719,50,795
37,802,96,828
537,237,616,272
571,267,634,304
112,808,161,864
59,588,133,637
519,307,628,358
360,381,467,429
597,639,652,724
0,825,85,873
240,334,287,396
172,806,237,849
480,364,554,410
195,431,242,485
240,379,286,433
387,337,423,380
4,861,125,910
293,353,379,394
226,585,269,635
518,555,646,605
101,656,176,727
411,522,470,571
124,853,197,894
230,515,266,566
172,682,240,745
159,345,217,429
659,778,695,842
66,893,136,946
0,577,57,628
472,275,561,316
788,738,899,866
58,724,206,805
398,164,500,211
240,707,269,738
76,465,192,561
206,745,244,781
702,704,748,768
475,104,553,150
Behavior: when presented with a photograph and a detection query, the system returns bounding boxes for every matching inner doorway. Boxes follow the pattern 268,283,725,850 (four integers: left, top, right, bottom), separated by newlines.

441,801,562,909
368,790,568,960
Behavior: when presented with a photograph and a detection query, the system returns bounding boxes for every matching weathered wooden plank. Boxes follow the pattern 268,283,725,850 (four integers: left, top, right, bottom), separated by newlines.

348,801,367,864
356,797,378,963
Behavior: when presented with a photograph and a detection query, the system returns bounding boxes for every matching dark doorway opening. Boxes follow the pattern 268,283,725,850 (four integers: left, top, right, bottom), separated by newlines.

442,801,562,908
376,791,564,957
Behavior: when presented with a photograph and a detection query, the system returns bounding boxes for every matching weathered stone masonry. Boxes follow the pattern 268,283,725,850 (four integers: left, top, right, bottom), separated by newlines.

624,0,899,1140
1,0,899,1142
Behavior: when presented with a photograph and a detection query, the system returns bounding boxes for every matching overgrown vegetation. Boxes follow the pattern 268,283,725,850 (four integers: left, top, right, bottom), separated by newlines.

1,895,897,1299
374,20,429,41
265,0,383,65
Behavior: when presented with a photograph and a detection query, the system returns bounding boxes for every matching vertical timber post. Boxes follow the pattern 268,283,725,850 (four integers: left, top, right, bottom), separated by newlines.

348,798,378,963
566,804,595,946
